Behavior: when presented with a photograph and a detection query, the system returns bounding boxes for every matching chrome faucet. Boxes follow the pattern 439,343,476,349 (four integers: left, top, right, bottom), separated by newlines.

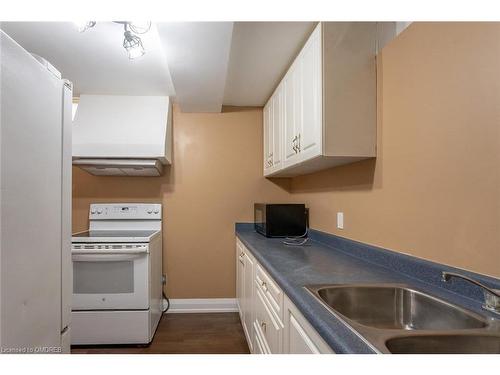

442,271,500,315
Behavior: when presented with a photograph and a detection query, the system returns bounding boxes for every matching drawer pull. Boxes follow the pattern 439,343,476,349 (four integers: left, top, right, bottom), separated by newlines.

261,281,268,291
260,321,267,332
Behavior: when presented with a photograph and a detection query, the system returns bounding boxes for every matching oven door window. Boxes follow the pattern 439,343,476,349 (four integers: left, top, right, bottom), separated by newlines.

72,251,149,310
74,261,134,294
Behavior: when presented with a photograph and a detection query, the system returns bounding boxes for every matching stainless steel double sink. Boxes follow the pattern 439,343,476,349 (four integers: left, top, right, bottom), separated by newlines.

305,284,500,353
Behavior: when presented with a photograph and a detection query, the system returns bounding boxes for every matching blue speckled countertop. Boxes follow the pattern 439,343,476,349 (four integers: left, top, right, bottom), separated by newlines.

235,223,500,354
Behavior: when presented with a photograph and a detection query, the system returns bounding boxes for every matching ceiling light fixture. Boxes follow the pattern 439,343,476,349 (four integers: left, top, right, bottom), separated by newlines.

123,30,145,59
74,21,151,60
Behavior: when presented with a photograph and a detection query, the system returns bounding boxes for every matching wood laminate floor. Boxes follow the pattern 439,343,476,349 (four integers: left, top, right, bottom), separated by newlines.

71,313,250,354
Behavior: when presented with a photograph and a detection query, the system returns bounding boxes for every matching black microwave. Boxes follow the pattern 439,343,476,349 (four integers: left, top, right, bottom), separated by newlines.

254,203,308,238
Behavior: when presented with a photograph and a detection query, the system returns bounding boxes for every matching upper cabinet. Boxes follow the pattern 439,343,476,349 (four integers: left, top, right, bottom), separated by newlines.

263,85,283,175
263,22,378,177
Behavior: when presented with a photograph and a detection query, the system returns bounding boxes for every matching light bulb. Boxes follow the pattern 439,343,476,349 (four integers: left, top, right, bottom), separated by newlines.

127,44,145,59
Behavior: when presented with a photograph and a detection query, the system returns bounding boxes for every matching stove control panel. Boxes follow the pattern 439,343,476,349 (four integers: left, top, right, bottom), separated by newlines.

89,203,162,220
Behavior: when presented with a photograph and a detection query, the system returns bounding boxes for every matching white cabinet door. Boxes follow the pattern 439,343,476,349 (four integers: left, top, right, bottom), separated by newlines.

293,58,303,153
298,24,322,162
253,321,269,354
283,68,298,166
243,252,255,353
271,86,283,171
254,287,283,354
284,57,304,169
283,295,334,354
236,241,255,353
236,242,244,316
263,103,273,175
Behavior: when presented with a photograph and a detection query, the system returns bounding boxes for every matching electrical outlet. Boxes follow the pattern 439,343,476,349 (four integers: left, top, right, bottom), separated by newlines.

337,212,344,229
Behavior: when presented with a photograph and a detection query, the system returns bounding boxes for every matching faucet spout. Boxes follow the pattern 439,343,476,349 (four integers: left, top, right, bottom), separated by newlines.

442,271,500,315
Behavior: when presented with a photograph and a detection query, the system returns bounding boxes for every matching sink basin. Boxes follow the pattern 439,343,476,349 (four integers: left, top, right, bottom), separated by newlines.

307,284,486,330
386,334,500,354
305,284,499,353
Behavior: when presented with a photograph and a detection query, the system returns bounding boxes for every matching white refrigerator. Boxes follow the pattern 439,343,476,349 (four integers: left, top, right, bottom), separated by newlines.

0,30,72,353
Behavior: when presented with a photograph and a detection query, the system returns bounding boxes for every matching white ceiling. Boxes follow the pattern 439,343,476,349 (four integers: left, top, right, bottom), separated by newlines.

223,22,316,106
0,22,175,97
0,21,315,110
157,22,234,113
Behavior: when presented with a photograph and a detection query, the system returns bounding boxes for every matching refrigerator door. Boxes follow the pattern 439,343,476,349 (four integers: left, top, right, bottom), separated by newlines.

61,81,73,349
0,31,67,352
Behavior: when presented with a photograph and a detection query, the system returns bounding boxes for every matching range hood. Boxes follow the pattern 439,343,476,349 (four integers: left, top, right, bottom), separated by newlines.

72,95,172,176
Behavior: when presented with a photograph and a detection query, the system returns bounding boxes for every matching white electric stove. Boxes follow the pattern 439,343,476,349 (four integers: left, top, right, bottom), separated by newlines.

71,203,164,345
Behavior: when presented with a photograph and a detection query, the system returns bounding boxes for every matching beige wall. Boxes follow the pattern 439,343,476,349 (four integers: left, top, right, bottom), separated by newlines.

289,22,500,278
72,106,290,298
72,23,500,301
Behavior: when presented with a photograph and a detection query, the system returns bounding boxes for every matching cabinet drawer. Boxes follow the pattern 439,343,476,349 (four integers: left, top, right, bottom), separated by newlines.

254,286,283,354
236,238,245,255
253,321,269,354
255,264,283,319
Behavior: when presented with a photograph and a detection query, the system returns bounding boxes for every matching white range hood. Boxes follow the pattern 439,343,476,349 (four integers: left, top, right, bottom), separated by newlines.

72,95,172,176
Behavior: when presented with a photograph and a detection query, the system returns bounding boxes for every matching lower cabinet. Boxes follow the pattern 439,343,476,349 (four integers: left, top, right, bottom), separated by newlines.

283,295,333,354
252,321,268,354
236,239,254,352
254,285,283,353
236,238,334,354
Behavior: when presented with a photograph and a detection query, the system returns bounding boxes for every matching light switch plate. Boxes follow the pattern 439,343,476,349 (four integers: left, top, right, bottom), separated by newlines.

337,212,344,229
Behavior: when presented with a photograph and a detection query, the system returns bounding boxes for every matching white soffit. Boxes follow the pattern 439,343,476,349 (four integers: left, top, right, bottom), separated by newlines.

223,22,316,106
0,22,175,97
157,22,234,113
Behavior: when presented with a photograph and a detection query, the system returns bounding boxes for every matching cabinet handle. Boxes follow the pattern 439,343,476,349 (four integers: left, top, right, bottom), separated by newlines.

261,321,267,332
261,281,268,291
293,135,301,153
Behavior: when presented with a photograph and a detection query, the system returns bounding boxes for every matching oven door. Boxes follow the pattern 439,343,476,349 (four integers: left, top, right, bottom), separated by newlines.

72,245,149,310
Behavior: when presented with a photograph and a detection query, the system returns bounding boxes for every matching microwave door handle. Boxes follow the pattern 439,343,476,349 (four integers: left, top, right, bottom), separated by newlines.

72,253,145,262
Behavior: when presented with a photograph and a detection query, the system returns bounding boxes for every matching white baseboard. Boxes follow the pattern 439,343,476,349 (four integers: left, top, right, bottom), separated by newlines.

164,298,238,314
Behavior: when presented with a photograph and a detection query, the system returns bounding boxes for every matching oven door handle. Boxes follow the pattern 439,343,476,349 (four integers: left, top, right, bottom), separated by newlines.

72,253,147,262
71,247,149,255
